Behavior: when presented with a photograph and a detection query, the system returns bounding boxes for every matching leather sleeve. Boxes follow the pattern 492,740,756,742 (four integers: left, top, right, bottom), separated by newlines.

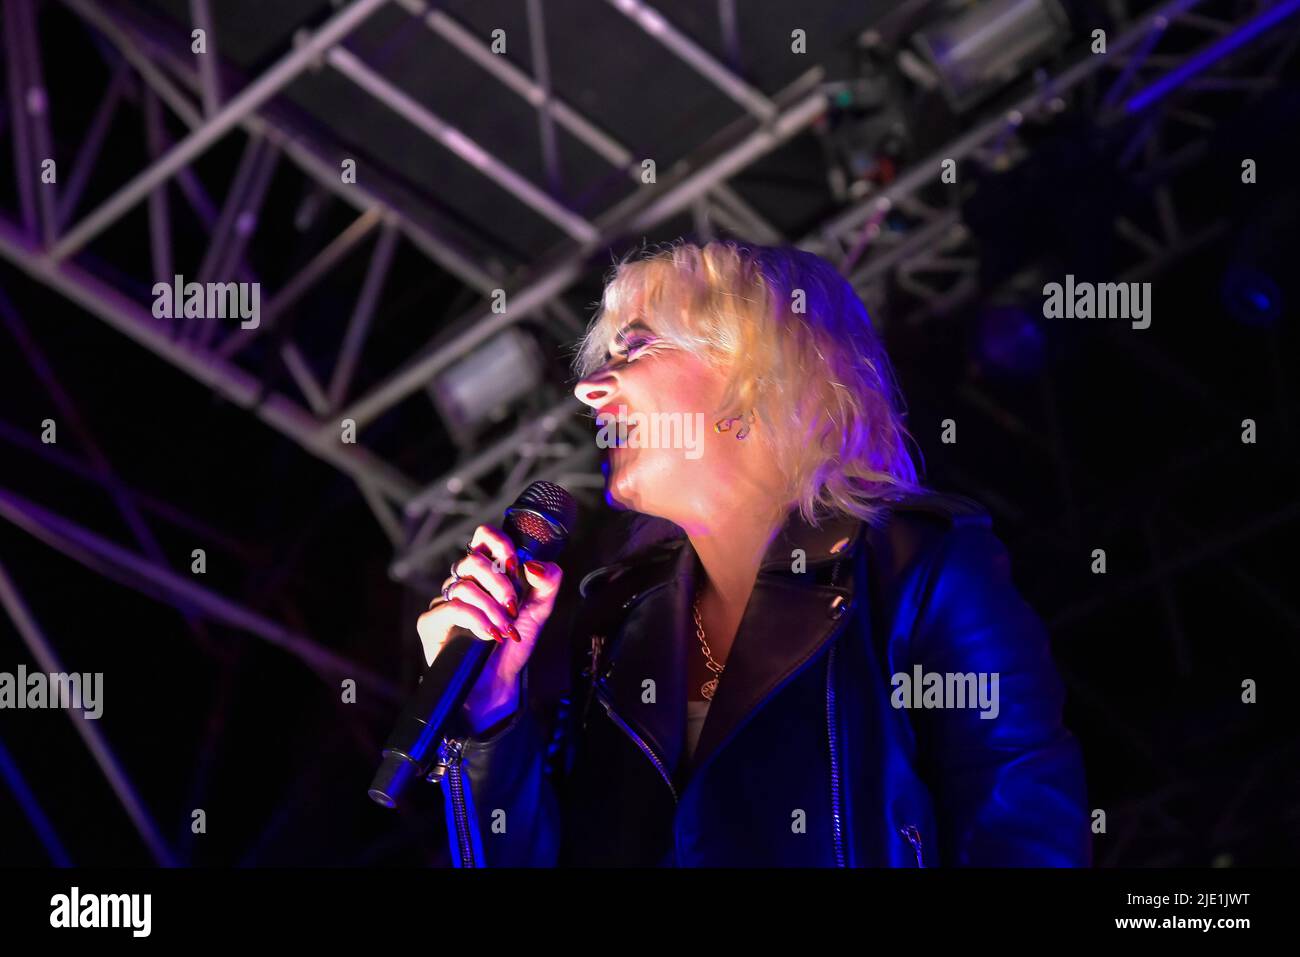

905,523,1092,866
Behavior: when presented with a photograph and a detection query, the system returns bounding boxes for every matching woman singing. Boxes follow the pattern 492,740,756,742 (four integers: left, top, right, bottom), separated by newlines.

417,240,1090,867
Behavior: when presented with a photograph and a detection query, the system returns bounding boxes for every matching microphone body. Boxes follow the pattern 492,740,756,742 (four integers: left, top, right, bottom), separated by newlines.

369,481,576,809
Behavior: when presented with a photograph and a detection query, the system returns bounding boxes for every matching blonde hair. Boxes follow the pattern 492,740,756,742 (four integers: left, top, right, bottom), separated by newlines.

572,239,926,529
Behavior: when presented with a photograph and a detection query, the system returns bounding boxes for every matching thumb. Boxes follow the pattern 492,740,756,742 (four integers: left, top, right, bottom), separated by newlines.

520,559,562,611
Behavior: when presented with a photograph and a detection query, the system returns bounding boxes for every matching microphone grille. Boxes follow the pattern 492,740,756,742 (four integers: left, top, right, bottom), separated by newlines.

503,481,577,561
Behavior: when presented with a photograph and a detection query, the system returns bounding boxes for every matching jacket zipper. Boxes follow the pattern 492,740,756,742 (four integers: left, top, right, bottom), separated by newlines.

826,644,845,867
899,824,925,867
439,737,477,867
595,686,678,803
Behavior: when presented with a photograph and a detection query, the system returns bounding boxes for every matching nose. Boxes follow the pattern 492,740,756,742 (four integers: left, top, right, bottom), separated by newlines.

574,368,619,410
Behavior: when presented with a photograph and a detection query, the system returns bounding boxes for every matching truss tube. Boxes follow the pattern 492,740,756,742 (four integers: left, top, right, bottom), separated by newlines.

330,258,588,433
604,0,776,122
332,79,827,434
3,0,39,236
56,63,130,229
0,485,400,701
1123,0,1300,114
390,444,599,579
325,45,599,243
0,559,176,866
625,83,826,234
0,733,74,865
328,219,401,410
524,0,562,193
402,395,584,516
48,0,389,262
11,0,60,246
218,208,384,360
393,0,634,169
188,0,222,116
61,0,502,295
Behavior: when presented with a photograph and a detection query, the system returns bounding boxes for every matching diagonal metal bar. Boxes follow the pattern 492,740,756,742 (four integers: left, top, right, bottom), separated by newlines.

62,0,501,295
18,0,60,244
325,45,599,243
49,0,388,262
0,558,177,866
0,218,420,504
188,0,222,116
0,485,400,701
142,87,175,290
3,0,39,238
331,76,827,434
0,734,74,865
328,219,400,410
391,445,599,579
0,287,217,649
218,207,384,360
195,135,267,285
393,0,635,170
280,341,331,416
603,0,776,122
0,416,265,564
55,62,131,229
393,0,785,243
1122,0,1300,114
196,138,282,349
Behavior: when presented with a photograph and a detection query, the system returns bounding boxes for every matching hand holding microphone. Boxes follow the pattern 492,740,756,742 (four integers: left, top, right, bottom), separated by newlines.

417,525,563,734
369,480,576,809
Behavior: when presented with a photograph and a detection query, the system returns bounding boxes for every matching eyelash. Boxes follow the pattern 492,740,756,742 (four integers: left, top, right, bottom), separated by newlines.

611,337,652,363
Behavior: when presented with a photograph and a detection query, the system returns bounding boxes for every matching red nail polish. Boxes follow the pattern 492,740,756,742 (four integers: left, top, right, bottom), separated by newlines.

488,626,504,643
525,560,543,574
508,626,522,643
506,599,518,617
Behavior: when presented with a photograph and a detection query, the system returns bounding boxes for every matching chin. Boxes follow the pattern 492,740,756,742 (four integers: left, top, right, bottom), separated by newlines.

603,458,634,512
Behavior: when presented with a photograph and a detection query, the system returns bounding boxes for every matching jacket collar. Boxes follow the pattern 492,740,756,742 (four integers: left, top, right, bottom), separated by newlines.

582,506,865,792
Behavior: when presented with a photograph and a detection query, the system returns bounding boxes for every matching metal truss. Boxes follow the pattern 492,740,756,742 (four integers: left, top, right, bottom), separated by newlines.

3,0,1296,867
804,0,1300,326
0,0,1293,591
0,0,831,591
0,0,826,864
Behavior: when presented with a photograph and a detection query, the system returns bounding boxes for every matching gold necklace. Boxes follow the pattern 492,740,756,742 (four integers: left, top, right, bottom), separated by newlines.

691,595,725,701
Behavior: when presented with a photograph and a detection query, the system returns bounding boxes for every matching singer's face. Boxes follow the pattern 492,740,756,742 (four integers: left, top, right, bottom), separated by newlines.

573,315,784,532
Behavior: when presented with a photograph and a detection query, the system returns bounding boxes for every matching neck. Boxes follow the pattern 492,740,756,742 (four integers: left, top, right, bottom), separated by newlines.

686,499,792,613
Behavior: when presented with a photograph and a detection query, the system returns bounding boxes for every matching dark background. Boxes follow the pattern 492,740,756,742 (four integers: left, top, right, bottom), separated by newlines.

0,0,1296,866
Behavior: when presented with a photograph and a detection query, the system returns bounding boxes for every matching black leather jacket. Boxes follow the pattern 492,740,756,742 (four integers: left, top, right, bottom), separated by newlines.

432,492,1091,866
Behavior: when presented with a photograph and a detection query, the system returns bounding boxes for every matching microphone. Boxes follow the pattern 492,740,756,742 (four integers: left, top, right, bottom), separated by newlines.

368,480,577,809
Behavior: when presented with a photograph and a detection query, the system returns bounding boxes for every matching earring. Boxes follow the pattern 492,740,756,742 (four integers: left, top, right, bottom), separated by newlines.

714,411,754,439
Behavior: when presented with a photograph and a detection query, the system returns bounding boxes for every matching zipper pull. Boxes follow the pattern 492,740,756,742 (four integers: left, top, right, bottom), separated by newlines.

899,824,925,867
427,736,463,784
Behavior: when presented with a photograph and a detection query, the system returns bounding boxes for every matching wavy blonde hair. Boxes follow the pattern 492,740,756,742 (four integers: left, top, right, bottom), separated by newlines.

572,239,926,529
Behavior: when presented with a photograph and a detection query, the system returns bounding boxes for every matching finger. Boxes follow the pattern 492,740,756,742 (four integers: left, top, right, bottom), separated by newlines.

441,577,516,638
468,524,519,578
417,600,506,667
453,552,519,615
519,560,563,616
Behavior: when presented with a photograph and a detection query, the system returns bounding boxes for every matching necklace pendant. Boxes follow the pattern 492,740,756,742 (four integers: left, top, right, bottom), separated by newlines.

701,677,718,701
